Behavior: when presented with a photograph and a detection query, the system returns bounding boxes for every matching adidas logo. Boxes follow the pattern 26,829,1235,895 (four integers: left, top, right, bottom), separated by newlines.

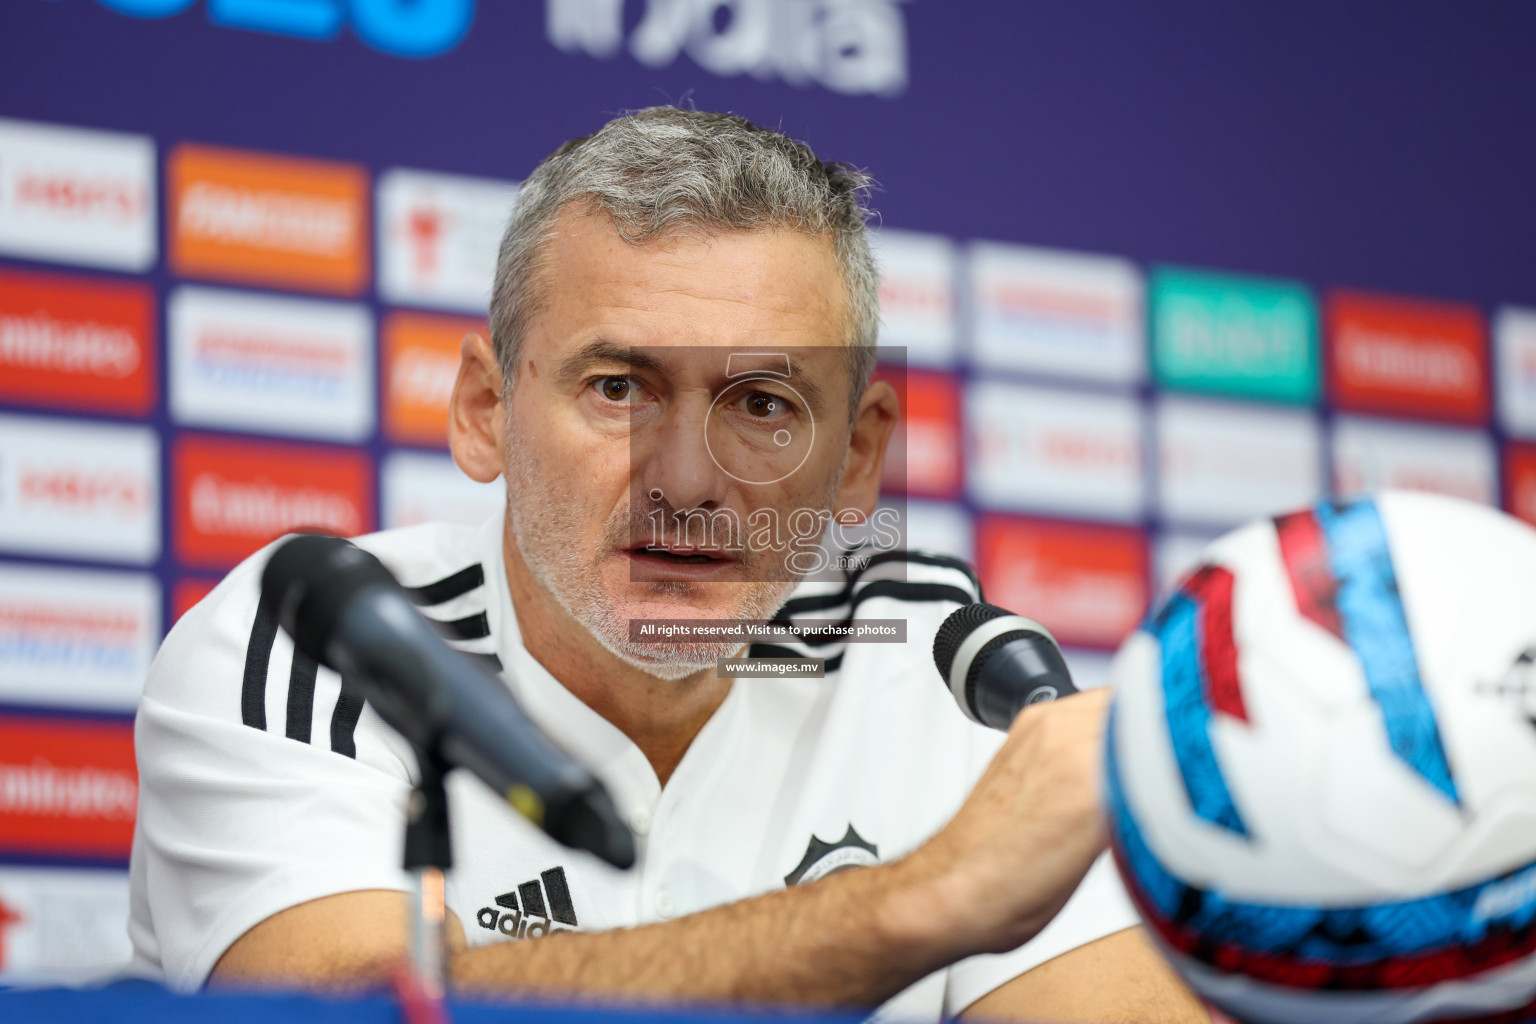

476,866,579,940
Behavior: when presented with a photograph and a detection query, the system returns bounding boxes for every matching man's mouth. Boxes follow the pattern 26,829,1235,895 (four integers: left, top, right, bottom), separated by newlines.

628,545,731,565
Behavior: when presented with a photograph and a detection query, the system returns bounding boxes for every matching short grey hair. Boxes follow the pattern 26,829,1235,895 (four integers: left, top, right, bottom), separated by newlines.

489,107,879,417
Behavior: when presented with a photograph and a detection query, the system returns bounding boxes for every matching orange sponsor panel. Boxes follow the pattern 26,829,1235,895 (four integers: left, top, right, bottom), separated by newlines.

169,143,369,296
1506,443,1536,528
174,434,375,569
1327,290,1488,423
383,311,484,447
0,268,155,415
0,714,137,860
976,514,1149,650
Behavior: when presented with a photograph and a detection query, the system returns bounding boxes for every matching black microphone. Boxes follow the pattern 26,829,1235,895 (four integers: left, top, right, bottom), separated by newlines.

932,603,1077,730
261,534,635,869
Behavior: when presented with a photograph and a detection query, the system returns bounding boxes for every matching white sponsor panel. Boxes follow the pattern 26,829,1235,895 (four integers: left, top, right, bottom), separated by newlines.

0,867,131,984
1333,415,1498,506
1156,396,1323,529
870,230,957,366
378,168,518,314
1496,306,1536,440
967,381,1145,521
970,241,1144,384
0,414,159,564
1064,649,1115,691
1155,531,1222,599
899,499,973,563
169,286,375,441
0,564,159,711
382,451,504,529
0,119,155,272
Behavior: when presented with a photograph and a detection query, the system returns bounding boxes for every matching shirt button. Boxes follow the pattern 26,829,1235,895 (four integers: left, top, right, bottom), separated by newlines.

653,888,675,919
629,807,653,837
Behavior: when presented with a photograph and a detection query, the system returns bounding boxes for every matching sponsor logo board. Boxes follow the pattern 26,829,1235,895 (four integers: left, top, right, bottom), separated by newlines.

0,564,159,712
898,499,973,564
1505,443,1536,528
0,118,155,272
169,286,374,441
0,269,155,416
383,311,483,447
172,578,220,622
967,380,1145,522
1063,650,1115,691
976,515,1148,649
1496,307,1536,440
0,714,136,861
378,167,518,314
877,367,959,498
1154,531,1222,600
1156,395,1323,528
169,143,368,295
1151,266,1318,404
870,230,957,366
381,451,503,529
174,435,374,568
0,414,159,565
1332,415,1497,506
1327,290,1487,423
970,242,1143,384
0,866,131,984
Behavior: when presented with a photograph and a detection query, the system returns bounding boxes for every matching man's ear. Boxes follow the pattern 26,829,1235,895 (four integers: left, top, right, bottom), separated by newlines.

832,378,900,520
448,332,506,484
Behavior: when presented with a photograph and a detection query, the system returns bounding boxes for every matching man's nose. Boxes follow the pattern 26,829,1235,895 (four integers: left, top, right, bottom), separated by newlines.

635,397,732,513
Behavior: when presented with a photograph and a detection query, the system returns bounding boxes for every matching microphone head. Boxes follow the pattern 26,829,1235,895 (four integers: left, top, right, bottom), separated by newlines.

261,533,397,667
934,602,1070,727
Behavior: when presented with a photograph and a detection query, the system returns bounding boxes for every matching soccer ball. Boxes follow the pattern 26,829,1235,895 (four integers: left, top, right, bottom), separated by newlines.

1105,491,1536,1024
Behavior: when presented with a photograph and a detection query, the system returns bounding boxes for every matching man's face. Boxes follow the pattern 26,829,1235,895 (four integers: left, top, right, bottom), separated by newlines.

500,207,861,678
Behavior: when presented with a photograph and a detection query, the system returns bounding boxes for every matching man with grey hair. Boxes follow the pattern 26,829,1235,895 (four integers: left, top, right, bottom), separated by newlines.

130,108,1205,1022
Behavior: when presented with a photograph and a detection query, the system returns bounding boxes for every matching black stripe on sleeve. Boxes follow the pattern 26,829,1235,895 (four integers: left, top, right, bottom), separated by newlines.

285,651,319,743
406,564,485,606
241,599,280,731
330,679,367,758
430,611,491,641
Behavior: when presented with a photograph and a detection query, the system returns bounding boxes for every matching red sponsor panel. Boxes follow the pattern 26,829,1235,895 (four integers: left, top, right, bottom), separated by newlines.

875,366,960,498
0,714,137,860
173,435,375,569
1506,443,1536,528
1327,291,1488,423
977,514,1149,649
172,577,220,621
0,269,155,415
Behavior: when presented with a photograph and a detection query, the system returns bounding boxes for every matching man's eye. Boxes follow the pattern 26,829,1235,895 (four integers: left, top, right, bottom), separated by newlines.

597,376,636,402
738,391,792,419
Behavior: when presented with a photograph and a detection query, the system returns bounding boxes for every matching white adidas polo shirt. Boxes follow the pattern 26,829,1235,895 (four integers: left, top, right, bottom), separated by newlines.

128,515,1136,1019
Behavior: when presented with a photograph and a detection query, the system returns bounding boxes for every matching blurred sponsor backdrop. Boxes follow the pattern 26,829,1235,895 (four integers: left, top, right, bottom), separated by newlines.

2,0,1535,985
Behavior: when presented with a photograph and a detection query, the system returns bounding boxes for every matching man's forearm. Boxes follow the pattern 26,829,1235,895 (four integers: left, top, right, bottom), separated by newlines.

452,855,961,1007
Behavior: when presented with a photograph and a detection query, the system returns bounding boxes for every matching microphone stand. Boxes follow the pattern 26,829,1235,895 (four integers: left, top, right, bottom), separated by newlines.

403,745,452,1001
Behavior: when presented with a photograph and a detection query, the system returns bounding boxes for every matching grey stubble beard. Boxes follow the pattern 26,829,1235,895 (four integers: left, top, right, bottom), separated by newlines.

502,425,818,681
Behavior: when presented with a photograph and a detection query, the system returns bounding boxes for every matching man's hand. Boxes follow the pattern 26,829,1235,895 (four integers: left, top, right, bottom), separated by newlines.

887,688,1115,962
213,690,1141,1011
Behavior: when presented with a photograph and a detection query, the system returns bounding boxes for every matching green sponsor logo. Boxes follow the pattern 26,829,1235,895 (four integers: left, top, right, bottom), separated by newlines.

1151,267,1318,404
